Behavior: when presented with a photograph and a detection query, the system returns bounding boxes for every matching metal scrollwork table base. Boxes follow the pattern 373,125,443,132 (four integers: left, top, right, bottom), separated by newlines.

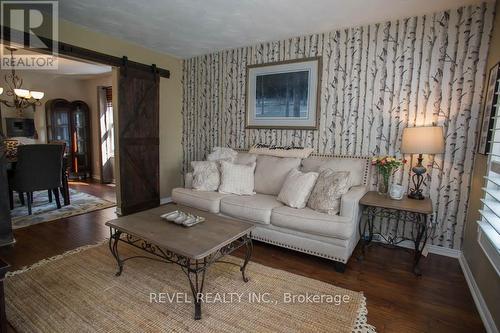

105,204,255,320
358,191,435,276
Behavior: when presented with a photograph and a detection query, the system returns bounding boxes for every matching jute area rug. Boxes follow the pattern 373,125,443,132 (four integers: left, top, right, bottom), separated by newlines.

5,242,376,333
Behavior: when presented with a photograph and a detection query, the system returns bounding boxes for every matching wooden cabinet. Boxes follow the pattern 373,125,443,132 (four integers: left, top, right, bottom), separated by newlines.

46,99,91,179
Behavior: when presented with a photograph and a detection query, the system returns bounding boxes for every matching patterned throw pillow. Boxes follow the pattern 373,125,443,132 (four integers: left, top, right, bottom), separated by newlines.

191,161,220,191
307,170,351,215
249,144,314,159
218,161,256,195
278,169,319,209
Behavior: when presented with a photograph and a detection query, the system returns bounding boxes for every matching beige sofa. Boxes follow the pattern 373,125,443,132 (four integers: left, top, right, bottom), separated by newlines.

172,152,371,272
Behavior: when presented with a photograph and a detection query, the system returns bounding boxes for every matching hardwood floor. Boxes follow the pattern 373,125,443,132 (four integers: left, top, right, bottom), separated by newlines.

0,181,485,333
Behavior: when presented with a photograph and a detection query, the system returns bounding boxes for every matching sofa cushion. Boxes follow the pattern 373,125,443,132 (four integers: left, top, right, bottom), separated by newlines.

271,206,354,239
234,152,257,165
171,188,229,213
254,155,301,195
301,157,368,186
220,194,283,225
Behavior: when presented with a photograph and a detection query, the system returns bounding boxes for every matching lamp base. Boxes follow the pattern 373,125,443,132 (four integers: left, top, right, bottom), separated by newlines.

408,154,426,200
408,191,425,200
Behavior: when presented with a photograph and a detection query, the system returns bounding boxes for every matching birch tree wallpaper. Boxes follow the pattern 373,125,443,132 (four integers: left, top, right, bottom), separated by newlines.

182,3,494,250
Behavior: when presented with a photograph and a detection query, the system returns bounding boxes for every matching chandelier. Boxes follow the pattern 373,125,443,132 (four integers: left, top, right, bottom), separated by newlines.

0,47,44,115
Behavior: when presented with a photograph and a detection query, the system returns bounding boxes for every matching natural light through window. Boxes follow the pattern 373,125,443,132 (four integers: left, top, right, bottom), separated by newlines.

480,79,500,276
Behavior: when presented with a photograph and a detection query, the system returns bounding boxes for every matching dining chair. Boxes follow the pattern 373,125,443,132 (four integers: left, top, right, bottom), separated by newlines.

47,141,69,205
8,144,64,215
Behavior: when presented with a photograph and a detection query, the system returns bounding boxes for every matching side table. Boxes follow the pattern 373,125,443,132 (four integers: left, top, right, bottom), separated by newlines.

358,191,434,275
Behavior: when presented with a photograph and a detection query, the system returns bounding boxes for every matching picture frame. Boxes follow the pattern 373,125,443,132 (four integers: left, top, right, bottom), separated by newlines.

245,57,321,129
478,62,500,155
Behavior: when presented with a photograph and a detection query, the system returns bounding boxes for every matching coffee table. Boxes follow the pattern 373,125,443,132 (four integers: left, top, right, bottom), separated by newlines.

105,204,255,320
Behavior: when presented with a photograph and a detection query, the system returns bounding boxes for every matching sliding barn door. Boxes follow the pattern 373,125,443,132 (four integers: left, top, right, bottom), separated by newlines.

117,65,160,215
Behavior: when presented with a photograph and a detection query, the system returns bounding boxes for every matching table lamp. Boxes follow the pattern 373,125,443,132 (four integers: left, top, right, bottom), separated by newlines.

401,126,445,200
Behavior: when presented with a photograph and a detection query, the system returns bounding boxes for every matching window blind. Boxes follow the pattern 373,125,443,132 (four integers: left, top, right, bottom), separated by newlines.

479,79,500,275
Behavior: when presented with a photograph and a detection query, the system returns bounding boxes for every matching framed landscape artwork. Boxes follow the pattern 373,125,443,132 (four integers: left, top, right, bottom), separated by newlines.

246,57,321,129
478,62,500,155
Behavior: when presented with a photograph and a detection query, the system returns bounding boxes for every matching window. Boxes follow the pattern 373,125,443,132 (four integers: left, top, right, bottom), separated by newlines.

480,84,500,276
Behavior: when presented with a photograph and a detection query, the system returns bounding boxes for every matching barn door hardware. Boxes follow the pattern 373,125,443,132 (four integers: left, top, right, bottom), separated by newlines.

122,56,128,77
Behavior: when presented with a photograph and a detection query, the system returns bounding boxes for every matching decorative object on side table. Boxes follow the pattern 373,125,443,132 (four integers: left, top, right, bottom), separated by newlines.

371,156,406,195
358,191,434,275
401,126,445,200
246,57,321,129
389,184,405,200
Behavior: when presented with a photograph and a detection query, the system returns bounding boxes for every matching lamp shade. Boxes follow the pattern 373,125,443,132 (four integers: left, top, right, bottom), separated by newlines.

30,91,44,100
401,126,445,154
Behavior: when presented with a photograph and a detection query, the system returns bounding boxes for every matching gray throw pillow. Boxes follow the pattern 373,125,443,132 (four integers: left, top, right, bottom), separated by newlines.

307,170,351,215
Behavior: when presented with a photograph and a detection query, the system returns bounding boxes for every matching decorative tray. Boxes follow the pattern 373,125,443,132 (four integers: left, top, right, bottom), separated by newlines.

160,210,205,227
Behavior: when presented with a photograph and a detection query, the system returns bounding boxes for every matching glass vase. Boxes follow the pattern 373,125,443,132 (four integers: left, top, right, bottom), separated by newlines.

377,170,391,196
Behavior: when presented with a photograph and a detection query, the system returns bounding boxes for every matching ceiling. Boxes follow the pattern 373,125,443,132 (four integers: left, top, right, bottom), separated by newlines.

59,0,485,59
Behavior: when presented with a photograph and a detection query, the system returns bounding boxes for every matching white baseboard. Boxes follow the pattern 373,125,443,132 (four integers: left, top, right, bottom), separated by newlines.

160,197,172,205
459,253,499,333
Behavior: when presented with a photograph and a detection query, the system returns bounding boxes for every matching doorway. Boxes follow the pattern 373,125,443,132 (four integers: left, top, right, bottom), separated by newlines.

1,27,169,216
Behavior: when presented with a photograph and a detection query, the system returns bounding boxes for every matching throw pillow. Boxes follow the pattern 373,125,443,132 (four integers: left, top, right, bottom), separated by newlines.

234,152,257,165
278,169,319,209
207,147,237,163
218,161,256,195
191,161,220,191
308,170,351,215
249,144,314,159
254,155,301,195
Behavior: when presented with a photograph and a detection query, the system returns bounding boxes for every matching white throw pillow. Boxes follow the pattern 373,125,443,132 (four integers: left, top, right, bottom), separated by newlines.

218,161,256,195
207,147,237,163
278,169,319,209
191,161,220,191
308,170,351,215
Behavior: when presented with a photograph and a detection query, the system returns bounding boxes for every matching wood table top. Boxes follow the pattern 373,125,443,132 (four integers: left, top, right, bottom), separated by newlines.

105,204,255,260
360,191,433,214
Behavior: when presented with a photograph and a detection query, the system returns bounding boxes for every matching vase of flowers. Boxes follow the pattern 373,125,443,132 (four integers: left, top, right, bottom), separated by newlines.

371,156,406,196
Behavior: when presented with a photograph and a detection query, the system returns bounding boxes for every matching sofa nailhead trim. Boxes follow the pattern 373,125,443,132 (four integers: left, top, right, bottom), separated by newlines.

251,234,347,263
